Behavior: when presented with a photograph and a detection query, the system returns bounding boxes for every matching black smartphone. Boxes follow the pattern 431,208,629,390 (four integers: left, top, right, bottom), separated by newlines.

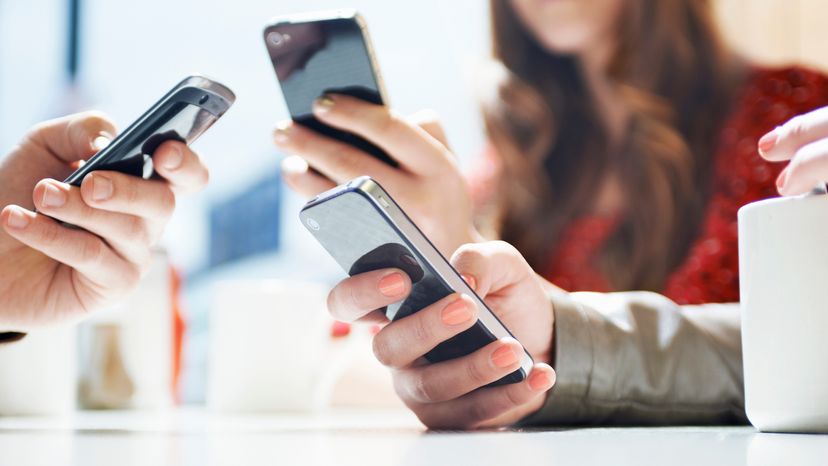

263,10,397,167
300,177,533,386
63,75,235,186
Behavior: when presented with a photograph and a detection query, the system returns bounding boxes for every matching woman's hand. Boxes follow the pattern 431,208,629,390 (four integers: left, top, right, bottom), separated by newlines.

274,95,479,255
759,106,828,195
327,241,556,429
0,112,209,329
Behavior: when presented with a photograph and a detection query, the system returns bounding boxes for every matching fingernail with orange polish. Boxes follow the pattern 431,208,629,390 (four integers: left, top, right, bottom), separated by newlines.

758,129,779,155
441,298,474,326
776,166,790,193
528,370,555,391
491,344,520,368
378,272,406,297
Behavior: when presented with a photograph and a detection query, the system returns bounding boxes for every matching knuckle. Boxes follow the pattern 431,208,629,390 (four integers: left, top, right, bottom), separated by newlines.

502,385,526,408
785,115,806,139
343,152,376,176
372,333,396,367
287,129,308,151
120,177,141,205
157,186,177,218
408,373,436,403
327,287,349,322
465,358,489,386
411,313,433,345
78,238,106,268
129,216,152,245
346,281,369,315
38,220,62,245
372,108,396,134
326,286,354,321
466,400,496,425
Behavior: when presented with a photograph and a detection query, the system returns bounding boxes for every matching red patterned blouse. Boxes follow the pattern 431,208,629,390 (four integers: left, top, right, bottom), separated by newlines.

476,66,828,305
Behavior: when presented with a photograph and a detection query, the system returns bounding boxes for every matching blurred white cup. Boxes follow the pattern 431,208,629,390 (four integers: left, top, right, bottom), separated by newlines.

207,280,346,413
77,250,173,410
0,325,76,416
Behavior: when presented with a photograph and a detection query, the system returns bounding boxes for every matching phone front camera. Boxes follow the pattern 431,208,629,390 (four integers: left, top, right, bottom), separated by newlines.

268,31,289,47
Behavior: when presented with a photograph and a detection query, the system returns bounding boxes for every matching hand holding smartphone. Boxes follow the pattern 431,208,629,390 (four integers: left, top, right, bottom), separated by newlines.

264,10,398,167
301,177,534,386
63,75,235,186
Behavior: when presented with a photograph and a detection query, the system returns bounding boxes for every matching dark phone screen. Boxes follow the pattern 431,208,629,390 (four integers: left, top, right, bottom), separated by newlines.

266,17,397,167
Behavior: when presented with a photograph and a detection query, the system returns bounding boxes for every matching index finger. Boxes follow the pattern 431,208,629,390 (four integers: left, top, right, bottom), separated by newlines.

327,268,412,322
760,106,828,162
312,94,455,176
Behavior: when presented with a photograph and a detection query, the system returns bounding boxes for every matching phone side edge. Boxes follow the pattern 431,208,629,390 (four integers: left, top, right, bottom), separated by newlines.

355,178,534,377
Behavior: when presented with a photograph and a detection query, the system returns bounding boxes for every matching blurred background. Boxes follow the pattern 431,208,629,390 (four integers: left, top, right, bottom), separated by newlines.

1,0,827,408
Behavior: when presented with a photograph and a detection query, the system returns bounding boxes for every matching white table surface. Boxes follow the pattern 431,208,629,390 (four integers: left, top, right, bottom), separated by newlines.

1,408,827,466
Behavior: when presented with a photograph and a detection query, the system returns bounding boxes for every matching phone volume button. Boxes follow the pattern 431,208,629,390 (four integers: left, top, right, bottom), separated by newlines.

378,196,390,208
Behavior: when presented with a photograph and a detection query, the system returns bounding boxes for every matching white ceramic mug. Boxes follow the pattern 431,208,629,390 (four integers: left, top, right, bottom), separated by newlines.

207,280,348,413
738,194,828,433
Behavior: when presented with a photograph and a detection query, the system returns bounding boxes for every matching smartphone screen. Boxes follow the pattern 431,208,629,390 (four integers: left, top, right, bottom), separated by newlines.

264,13,397,167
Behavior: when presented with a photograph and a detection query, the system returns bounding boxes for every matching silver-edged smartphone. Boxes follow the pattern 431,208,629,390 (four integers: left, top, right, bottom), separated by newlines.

263,10,397,167
300,177,533,385
63,75,235,186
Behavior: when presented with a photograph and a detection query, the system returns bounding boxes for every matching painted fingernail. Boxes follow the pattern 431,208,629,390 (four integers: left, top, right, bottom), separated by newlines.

313,95,335,115
273,121,292,145
92,133,112,152
441,297,474,326
491,344,520,368
776,166,790,193
162,144,183,170
42,182,67,208
5,208,29,229
758,129,779,155
461,274,477,291
378,272,406,297
528,370,556,391
92,174,113,201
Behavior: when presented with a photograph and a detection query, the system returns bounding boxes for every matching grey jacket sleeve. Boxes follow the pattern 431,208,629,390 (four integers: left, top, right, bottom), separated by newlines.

524,291,746,426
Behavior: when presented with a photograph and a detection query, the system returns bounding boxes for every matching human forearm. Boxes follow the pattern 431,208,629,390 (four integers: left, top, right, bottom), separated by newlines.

525,291,746,426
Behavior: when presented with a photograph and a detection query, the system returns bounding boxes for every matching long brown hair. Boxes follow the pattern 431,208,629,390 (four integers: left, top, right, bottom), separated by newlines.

483,0,743,291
